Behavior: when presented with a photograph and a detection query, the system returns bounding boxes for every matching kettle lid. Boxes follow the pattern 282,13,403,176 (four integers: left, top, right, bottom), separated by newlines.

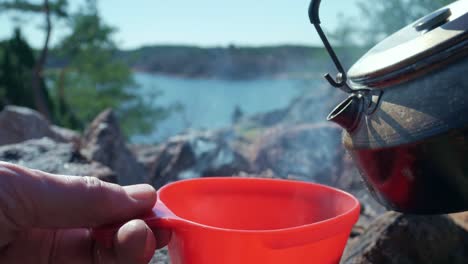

348,0,468,88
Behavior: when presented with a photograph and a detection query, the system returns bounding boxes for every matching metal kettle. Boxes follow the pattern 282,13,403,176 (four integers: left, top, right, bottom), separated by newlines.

309,0,468,214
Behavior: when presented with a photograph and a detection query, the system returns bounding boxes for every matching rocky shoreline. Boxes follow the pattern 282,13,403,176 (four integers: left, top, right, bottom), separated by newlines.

116,45,328,80
0,102,467,263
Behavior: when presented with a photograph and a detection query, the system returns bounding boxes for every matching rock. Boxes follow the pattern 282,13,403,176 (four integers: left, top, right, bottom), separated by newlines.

346,188,387,239
244,86,344,128
80,109,147,185
129,144,165,178
147,131,251,188
237,169,277,179
51,125,81,145
246,108,289,127
281,87,344,125
335,152,363,191
251,123,348,185
147,137,195,188
342,211,468,264
0,138,116,182
0,106,78,146
150,248,170,264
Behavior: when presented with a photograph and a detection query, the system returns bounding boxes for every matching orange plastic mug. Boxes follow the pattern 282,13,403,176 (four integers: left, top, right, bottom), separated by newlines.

93,177,360,264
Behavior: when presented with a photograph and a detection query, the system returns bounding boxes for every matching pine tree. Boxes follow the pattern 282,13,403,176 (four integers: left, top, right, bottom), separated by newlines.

0,0,68,119
0,29,54,112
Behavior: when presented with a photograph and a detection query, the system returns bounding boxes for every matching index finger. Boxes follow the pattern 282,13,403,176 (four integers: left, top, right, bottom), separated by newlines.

0,162,156,229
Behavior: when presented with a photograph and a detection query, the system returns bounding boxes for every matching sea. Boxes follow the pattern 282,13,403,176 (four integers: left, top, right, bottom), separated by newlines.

131,72,316,143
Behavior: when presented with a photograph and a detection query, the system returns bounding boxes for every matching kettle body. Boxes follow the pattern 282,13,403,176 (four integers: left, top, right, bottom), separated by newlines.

351,126,468,214
310,0,468,214
346,58,468,214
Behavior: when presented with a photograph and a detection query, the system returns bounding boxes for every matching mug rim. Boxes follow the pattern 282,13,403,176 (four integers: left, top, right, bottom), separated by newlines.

155,177,361,234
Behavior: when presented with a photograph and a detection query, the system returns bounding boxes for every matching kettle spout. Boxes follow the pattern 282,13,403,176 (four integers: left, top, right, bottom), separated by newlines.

327,95,363,132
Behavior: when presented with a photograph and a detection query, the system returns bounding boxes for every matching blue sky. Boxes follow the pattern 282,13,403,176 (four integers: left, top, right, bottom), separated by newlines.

0,0,360,49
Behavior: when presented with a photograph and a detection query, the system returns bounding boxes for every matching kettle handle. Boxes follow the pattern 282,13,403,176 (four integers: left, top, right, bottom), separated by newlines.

308,0,353,93
308,0,322,24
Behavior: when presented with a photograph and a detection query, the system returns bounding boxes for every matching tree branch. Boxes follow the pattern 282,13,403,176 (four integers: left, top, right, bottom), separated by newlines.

31,0,52,119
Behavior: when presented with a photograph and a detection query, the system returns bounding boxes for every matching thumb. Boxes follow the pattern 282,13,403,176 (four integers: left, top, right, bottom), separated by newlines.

0,162,156,229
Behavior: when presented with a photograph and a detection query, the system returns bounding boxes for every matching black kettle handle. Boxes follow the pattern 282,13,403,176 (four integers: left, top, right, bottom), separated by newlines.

308,0,352,93
308,0,322,24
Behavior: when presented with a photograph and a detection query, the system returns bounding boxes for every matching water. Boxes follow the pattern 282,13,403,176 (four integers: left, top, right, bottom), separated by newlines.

132,72,314,143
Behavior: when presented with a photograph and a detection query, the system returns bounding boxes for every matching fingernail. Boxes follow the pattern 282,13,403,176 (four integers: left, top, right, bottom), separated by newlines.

124,184,156,204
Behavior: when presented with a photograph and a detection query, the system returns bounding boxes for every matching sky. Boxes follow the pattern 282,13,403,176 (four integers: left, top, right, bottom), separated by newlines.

0,0,360,50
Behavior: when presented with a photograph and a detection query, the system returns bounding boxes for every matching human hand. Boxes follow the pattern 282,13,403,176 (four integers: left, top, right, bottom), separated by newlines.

0,161,158,264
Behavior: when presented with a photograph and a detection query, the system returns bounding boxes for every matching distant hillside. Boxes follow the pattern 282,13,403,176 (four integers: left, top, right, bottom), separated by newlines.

47,45,364,80
116,45,333,80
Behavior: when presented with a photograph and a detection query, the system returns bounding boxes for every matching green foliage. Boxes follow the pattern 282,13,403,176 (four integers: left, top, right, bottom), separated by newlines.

331,0,454,48
1,0,171,138
49,6,171,136
0,0,68,17
327,0,455,66
0,0,69,119
0,29,54,112
356,0,454,45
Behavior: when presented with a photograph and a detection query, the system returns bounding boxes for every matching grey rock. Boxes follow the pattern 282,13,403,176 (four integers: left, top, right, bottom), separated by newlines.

342,211,468,264
244,86,344,127
252,123,348,185
129,144,165,178
0,137,116,182
281,86,344,125
150,248,170,264
80,109,147,185
51,125,81,145
0,106,78,146
147,131,251,188
349,189,387,238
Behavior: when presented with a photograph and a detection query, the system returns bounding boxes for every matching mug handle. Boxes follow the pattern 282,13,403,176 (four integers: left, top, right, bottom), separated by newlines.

91,200,181,249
